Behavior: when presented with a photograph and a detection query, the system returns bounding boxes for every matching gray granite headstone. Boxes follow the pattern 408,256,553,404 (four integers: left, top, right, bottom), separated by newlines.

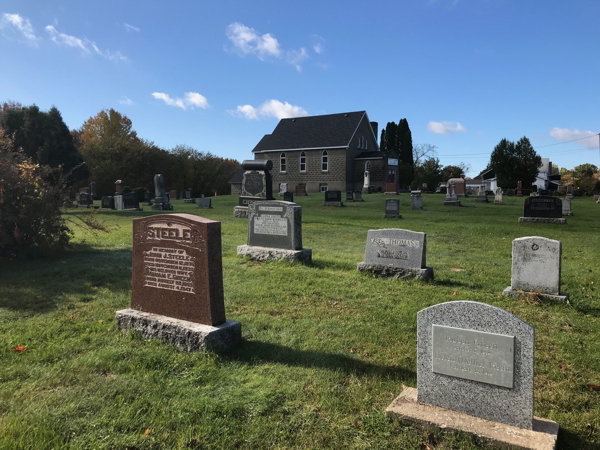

364,229,426,269
354,191,363,201
152,174,173,210
248,201,302,250
562,198,572,216
384,199,401,218
417,301,535,429
510,236,561,295
346,191,354,201
197,198,212,209
494,187,504,204
411,190,424,210
114,195,124,210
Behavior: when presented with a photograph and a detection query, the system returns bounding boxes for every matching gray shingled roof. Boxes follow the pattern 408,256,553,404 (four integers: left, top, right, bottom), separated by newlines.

228,167,244,184
252,111,366,152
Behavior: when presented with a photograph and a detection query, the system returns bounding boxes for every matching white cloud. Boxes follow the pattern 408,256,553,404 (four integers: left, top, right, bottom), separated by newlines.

123,23,140,33
428,121,466,135
313,43,323,54
226,22,281,59
118,96,133,106
287,47,308,72
550,127,598,148
1,13,39,44
45,24,128,61
152,92,210,110
311,34,325,55
229,99,308,120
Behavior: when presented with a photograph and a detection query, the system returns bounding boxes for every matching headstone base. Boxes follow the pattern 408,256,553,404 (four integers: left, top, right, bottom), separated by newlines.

236,245,312,263
151,203,173,211
115,309,241,352
384,191,398,195
356,262,433,281
233,206,248,218
518,217,566,224
502,287,568,302
386,388,558,450
475,196,488,202
184,199,196,203
383,214,403,219
323,201,344,207
444,200,461,206
123,208,142,211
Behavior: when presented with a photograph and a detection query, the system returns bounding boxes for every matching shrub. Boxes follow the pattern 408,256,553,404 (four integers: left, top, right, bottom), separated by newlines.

121,185,132,194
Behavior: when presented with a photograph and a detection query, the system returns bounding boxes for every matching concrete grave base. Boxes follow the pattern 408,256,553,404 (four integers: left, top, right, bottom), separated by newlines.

356,262,433,281
323,201,344,207
518,217,566,224
386,387,559,450
116,309,241,352
237,245,312,263
233,206,248,218
184,199,196,203
444,200,461,206
384,191,398,195
382,214,403,219
503,287,568,302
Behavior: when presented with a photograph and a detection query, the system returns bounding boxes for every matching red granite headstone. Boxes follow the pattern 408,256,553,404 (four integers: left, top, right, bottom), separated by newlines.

131,214,225,326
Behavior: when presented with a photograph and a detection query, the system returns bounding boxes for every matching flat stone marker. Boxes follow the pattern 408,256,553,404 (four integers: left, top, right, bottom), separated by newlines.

197,198,212,209
383,198,402,218
561,198,572,216
386,301,559,450
116,214,241,351
411,190,424,210
324,190,343,206
357,228,433,280
503,236,567,301
520,196,565,224
237,201,311,263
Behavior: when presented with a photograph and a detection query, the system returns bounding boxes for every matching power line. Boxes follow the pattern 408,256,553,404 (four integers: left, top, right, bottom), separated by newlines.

532,133,600,149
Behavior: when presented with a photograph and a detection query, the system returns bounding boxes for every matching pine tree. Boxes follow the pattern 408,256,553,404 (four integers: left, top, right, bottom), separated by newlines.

385,122,398,153
380,129,387,152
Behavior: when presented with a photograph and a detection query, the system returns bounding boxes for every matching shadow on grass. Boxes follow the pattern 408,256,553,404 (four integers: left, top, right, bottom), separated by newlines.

0,244,132,314
557,427,598,450
309,259,358,272
223,339,416,381
434,279,483,290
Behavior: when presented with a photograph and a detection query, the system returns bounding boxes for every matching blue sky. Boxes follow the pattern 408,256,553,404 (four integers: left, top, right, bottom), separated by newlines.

1,0,599,176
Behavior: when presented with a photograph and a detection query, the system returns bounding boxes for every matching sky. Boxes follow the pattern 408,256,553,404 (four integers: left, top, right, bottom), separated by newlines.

1,0,599,176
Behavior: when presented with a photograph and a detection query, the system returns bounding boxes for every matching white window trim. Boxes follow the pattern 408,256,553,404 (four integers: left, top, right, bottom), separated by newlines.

280,152,286,173
299,151,306,173
321,150,328,172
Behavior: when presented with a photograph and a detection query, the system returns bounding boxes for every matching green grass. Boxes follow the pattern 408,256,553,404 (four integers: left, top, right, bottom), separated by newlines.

1,193,599,449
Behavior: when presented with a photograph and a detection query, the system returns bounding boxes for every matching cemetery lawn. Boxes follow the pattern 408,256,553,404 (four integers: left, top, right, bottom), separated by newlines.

1,194,599,450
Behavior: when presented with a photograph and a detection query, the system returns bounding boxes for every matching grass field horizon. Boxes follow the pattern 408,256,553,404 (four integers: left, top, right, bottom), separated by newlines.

1,193,599,449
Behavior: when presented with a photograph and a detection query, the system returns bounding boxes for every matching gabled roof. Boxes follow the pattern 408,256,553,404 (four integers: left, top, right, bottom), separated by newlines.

228,167,244,184
252,111,368,153
355,151,384,160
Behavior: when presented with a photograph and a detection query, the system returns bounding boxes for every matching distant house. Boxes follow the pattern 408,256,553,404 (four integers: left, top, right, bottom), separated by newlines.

228,168,244,195
250,111,402,194
534,158,561,191
466,169,497,194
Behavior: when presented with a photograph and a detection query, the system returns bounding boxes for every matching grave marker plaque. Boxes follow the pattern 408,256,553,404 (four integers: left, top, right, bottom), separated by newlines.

248,201,302,250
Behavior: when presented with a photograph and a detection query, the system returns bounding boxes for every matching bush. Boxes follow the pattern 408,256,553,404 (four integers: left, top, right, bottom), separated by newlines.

121,185,132,194
0,149,72,258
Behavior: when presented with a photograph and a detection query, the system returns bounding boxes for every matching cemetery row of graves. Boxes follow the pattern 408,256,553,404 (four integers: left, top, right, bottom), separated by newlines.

1,164,599,449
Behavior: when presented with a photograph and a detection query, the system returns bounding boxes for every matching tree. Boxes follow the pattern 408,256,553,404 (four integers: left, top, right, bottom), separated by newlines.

380,128,386,151
489,137,541,189
442,164,467,180
383,122,398,153
398,118,414,187
0,103,88,184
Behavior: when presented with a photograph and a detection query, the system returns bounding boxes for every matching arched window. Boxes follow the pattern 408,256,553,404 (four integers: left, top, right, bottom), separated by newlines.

365,161,371,172
280,152,286,172
321,150,328,172
299,151,306,172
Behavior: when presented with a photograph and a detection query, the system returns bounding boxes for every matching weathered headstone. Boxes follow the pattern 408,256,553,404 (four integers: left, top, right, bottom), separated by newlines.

115,180,122,196
566,183,573,200
279,183,288,196
78,192,93,207
152,174,173,211
357,229,433,280
383,199,402,218
169,190,178,201
101,196,115,209
234,160,274,218
444,183,460,206
116,214,242,351
346,191,354,202
283,192,294,203
386,301,559,449
354,191,364,202
411,190,424,210
362,170,370,194
561,198,572,216
494,187,504,205
324,190,343,206
184,189,196,203
295,184,308,196
237,201,311,263
196,198,212,209
114,195,124,211
503,236,568,301
516,180,523,197
475,184,488,202
519,196,565,224
123,192,141,210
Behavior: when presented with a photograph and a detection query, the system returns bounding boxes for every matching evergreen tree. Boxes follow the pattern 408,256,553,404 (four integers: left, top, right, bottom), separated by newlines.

398,118,414,187
384,122,398,153
380,129,386,152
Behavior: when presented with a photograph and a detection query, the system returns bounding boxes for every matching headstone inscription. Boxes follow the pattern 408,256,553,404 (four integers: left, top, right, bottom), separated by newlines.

411,190,424,210
234,159,274,218
561,198,572,216
237,201,312,263
386,301,559,450
324,190,343,206
152,174,173,211
114,195,124,211
123,192,141,210
357,228,433,280
475,184,488,202
503,236,568,301
196,198,212,209
494,187,504,205
101,196,115,209
184,189,196,203
283,192,294,203
353,191,364,202
116,214,242,352
295,184,308,196
383,199,402,218
444,183,461,206
519,196,565,224
346,191,354,201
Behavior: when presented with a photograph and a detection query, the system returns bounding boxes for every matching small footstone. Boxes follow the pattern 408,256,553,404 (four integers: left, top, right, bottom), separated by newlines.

237,245,312,263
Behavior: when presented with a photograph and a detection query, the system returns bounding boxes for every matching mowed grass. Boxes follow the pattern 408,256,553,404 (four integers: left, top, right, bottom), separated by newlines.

1,193,599,450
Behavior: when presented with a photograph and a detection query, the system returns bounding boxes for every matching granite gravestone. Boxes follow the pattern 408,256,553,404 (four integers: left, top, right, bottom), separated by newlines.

475,184,488,202
234,160,274,218
503,236,567,301
152,174,173,211
123,192,141,210
562,198,572,216
184,189,196,204
115,180,122,196
324,190,343,207
519,196,565,224
237,201,312,263
346,191,354,201
444,183,461,206
295,184,308,196
283,191,294,203
357,229,433,280
116,214,241,351
566,183,573,199
197,198,212,209
114,195,124,210
101,196,115,209
78,193,93,207
279,183,288,196
169,190,178,201
354,191,364,202
516,181,523,197
494,187,504,205
386,301,559,450
411,190,424,210
383,199,402,218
